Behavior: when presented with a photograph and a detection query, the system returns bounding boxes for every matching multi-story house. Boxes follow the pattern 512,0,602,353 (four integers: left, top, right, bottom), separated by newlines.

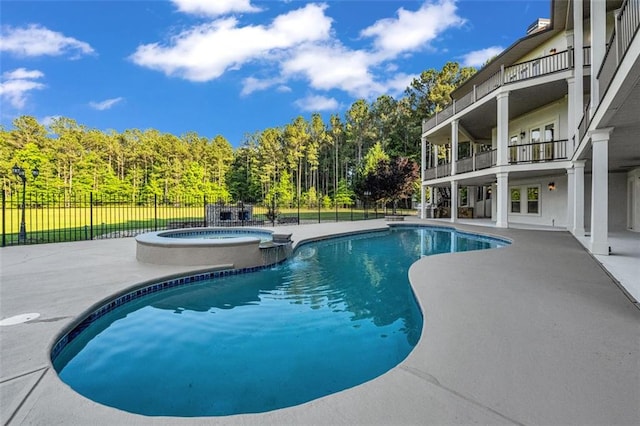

419,0,639,259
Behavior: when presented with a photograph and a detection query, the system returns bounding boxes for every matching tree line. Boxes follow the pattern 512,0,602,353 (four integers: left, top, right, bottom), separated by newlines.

1,62,475,208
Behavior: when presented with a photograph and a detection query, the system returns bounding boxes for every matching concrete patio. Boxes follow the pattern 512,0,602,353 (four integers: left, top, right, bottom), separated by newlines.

1,219,638,425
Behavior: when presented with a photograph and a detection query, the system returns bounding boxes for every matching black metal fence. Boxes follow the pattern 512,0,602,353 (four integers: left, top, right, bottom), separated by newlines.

1,191,407,246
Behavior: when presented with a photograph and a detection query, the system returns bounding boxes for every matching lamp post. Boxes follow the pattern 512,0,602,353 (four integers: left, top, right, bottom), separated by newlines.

12,164,39,243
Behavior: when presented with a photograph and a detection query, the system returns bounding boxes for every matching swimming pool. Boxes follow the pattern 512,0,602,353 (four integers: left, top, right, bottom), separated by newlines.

52,226,507,417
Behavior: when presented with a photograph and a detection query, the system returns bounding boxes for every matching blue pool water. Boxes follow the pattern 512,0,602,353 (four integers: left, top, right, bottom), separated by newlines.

161,228,273,242
52,226,506,417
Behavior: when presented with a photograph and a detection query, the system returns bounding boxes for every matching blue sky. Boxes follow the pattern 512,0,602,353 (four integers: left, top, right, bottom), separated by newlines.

1,0,550,147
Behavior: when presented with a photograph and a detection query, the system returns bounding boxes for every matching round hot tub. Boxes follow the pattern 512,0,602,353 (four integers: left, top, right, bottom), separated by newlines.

135,228,291,269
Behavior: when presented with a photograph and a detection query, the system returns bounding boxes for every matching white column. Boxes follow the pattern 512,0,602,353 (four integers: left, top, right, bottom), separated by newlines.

433,144,438,173
573,160,586,236
496,92,509,166
589,128,613,255
590,0,606,117
566,77,576,153
451,120,459,175
450,180,458,223
566,167,575,231
574,0,584,137
496,172,509,228
420,136,426,219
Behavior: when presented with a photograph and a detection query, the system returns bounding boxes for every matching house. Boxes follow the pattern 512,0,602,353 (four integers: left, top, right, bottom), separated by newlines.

419,0,640,260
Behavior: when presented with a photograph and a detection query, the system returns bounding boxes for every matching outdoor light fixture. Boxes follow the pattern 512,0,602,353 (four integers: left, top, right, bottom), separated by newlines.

548,182,556,191
520,131,526,140
12,164,39,244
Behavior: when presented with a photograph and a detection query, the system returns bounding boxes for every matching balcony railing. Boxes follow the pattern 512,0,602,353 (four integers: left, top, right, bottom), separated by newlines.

456,157,474,174
422,142,568,182
577,100,591,146
424,162,451,180
422,47,588,133
503,50,570,83
507,140,568,164
475,149,497,170
598,0,640,103
423,149,496,181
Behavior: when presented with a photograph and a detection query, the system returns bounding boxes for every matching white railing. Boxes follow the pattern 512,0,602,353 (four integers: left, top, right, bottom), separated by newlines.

423,150,496,181
598,0,640,103
422,49,573,133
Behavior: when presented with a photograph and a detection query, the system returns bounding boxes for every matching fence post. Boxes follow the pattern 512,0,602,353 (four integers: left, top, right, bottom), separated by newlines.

154,194,158,231
90,192,94,240
203,196,207,227
317,197,321,223
2,190,5,247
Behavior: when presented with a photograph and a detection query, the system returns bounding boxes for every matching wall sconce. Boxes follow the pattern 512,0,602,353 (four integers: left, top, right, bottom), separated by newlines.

548,182,556,191
520,131,526,140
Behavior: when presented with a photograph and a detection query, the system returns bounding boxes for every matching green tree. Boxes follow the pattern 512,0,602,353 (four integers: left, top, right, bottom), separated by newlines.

346,99,375,164
283,117,309,202
334,178,354,207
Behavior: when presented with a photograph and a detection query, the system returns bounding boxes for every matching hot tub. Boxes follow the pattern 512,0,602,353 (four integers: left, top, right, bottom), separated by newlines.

135,228,292,269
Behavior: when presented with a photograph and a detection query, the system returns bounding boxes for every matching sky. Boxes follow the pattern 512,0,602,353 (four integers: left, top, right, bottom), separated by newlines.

1,0,551,147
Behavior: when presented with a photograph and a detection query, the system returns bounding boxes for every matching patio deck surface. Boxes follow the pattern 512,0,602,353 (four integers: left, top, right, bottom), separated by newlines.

1,219,638,425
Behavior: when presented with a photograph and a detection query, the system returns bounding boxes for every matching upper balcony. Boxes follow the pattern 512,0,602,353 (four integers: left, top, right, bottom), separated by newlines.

424,139,569,182
422,47,591,134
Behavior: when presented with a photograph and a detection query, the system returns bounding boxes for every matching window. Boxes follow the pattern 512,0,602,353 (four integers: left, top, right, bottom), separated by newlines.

544,123,555,160
544,123,554,141
527,187,539,214
460,187,468,207
511,188,521,213
509,135,518,163
510,185,540,215
530,128,541,143
530,128,541,161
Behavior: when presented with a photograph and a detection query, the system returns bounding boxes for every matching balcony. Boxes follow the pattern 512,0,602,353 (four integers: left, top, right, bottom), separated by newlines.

422,48,590,133
423,150,496,181
422,141,568,183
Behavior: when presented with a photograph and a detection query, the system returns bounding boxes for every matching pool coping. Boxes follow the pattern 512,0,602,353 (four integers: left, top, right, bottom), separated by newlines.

1,218,639,425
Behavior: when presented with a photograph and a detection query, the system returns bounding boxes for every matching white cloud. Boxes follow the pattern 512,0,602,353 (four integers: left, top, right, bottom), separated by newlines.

0,24,94,58
461,46,504,67
89,97,124,111
282,43,381,98
171,0,260,17
361,0,465,58
41,115,60,127
383,72,417,96
130,3,331,82
294,95,339,112
241,76,279,96
131,0,469,103
0,68,45,109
